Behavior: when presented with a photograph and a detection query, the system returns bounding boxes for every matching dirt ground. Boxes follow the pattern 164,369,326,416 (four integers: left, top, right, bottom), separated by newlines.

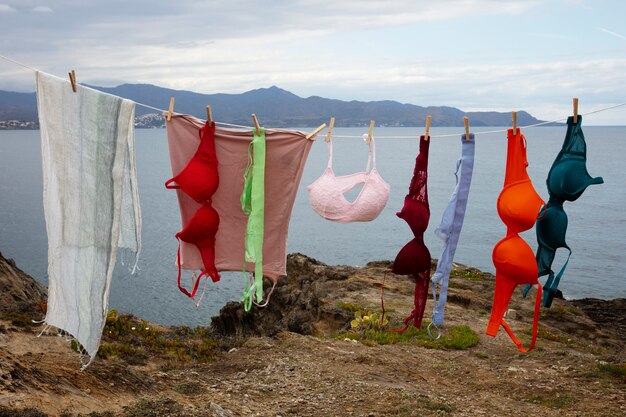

1,254,625,417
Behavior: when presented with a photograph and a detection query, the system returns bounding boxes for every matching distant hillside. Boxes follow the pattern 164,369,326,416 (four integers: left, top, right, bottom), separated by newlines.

0,84,543,127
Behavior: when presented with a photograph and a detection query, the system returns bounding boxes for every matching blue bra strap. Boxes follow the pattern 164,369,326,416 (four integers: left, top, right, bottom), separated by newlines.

542,249,571,307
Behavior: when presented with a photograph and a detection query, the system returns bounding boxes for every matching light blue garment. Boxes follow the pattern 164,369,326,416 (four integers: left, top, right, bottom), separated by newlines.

431,133,475,326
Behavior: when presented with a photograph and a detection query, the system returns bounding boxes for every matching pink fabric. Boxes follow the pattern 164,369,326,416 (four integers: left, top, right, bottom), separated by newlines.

307,136,390,223
166,114,313,280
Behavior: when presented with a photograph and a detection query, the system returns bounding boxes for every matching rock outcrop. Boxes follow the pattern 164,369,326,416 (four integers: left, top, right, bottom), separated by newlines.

0,252,46,314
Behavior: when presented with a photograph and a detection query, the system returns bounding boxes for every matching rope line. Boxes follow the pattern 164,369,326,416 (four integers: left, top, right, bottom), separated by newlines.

2,53,625,137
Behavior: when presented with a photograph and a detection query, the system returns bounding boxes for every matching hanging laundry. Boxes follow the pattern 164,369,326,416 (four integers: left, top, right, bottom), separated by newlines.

36,71,141,369
165,114,313,294
487,129,543,353
165,120,220,298
240,127,266,307
431,133,475,329
386,135,431,331
307,135,390,222
522,115,604,307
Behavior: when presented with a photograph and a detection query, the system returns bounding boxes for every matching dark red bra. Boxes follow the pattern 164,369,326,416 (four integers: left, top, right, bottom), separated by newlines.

166,120,220,297
389,136,432,331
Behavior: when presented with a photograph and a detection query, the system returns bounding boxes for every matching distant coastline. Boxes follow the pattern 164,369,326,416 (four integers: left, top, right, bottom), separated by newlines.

0,84,548,128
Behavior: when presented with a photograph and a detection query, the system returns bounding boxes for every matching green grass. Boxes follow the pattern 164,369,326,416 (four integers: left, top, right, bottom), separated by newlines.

173,381,203,396
450,269,485,281
97,310,218,364
597,363,626,382
527,394,578,409
337,323,479,350
521,327,574,345
336,301,365,313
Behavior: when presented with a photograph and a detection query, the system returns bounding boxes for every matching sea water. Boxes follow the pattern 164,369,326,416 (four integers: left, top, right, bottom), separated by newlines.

0,126,624,326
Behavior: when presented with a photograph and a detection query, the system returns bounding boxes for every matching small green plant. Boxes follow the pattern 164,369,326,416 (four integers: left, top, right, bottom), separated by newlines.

336,301,364,313
350,310,388,331
597,362,626,382
338,322,479,350
173,381,203,396
527,394,578,409
450,269,484,281
98,309,217,365
0,311,32,329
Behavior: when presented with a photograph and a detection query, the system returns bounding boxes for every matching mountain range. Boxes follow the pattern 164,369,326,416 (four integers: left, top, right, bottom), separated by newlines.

0,84,543,127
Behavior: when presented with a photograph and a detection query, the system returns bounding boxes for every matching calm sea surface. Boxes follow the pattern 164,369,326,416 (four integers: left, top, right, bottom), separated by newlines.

0,126,624,326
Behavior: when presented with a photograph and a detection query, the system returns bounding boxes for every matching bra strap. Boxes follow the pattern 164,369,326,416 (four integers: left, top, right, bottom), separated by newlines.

164,178,180,189
543,248,571,307
500,283,543,353
364,135,376,173
326,139,333,169
175,239,204,299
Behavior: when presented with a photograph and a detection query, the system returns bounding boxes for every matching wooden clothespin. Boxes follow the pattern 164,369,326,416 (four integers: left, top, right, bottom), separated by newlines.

573,97,579,123
512,111,518,135
305,123,327,140
206,105,212,124
251,113,261,135
464,116,470,142
366,120,375,144
68,69,77,93
325,117,335,143
425,115,432,141
166,97,175,122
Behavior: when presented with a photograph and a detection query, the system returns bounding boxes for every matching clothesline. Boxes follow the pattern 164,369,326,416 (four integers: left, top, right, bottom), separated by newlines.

2,53,626,138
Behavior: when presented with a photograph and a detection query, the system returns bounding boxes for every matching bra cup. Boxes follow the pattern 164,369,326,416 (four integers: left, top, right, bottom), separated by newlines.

492,236,538,285
396,197,429,236
497,182,543,232
171,159,219,203
536,242,556,276
536,205,568,249
176,204,219,244
392,239,431,276
307,169,390,222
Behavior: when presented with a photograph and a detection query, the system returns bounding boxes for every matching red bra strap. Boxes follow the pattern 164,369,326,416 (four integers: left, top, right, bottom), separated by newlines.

381,270,417,334
165,178,180,189
176,239,204,299
500,284,543,353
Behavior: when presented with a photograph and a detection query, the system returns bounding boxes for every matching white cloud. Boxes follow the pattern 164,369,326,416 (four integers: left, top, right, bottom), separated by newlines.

32,6,52,13
0,4,16,12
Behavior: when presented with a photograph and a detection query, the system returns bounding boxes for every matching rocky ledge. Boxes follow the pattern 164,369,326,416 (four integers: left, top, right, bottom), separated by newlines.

0,252,624,417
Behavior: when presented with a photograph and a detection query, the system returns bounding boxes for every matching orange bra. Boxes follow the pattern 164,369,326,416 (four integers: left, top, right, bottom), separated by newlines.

487,129,544,352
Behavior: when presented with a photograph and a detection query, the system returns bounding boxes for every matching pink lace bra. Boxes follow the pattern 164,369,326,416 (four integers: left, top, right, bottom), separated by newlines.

307,135,390,223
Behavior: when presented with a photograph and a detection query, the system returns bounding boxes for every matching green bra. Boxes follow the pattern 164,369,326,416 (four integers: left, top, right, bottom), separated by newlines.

523,115,603,306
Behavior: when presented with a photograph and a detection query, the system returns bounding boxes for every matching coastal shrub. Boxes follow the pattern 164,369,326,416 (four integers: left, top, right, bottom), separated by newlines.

597,362,626,382
98,309,218,364
174,381,203,396
0,311,32,329
336,301,364,314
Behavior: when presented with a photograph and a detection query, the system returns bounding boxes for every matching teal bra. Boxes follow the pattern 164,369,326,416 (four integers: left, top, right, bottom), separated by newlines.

523,115,603,306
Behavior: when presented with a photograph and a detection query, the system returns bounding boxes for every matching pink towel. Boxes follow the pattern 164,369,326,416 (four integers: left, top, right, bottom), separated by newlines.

166,114,313,280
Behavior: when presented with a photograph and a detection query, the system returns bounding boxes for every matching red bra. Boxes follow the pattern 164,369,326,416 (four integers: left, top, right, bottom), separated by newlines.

389,136,432,331
166,120,220,297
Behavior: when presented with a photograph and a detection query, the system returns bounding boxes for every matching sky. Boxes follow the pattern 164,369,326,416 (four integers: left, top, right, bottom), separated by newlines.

1,0,626,124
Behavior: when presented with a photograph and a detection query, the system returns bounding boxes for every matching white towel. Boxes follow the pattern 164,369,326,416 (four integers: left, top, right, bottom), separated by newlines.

36,71,141,369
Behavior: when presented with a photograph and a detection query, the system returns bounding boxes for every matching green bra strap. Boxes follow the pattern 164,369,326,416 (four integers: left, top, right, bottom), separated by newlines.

240,127,266,310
